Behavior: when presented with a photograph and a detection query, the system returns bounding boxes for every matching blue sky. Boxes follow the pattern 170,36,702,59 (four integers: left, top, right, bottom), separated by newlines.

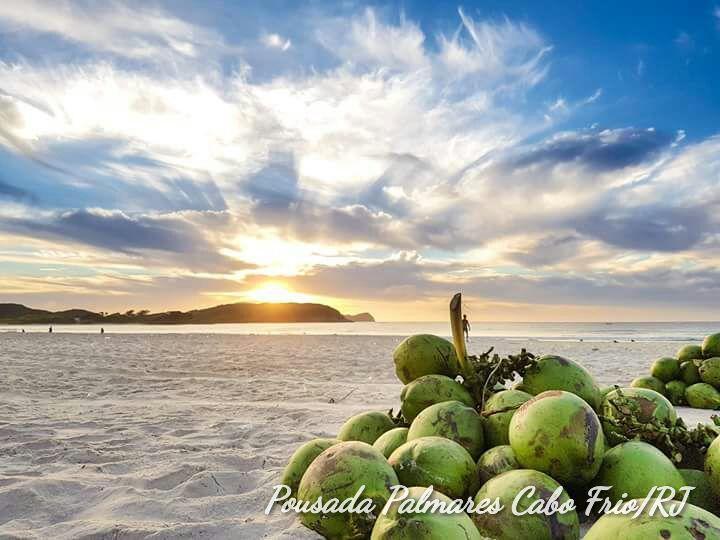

0,1,719,320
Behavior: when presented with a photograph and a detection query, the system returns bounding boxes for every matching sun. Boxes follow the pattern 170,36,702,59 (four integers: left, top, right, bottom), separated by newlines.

245,283,314,304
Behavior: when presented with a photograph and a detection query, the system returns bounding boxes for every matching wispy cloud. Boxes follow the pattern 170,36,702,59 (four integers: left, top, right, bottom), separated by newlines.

0,0,226,60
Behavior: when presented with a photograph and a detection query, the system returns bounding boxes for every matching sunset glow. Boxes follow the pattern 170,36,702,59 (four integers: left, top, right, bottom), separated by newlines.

244,284,314,304
1,2,719,321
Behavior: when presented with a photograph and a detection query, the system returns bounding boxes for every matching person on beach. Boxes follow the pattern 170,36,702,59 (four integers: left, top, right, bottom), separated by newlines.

48,326,52,333
100,327,104,334
462,314,470,342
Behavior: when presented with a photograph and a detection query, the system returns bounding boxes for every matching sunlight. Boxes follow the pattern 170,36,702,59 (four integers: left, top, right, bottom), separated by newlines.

244,283,314,304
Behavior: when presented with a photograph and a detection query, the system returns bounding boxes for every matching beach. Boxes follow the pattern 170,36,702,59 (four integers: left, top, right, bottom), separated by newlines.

0,331,716,539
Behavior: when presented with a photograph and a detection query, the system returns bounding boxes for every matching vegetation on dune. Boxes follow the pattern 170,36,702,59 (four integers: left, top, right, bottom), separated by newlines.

0,301,357,324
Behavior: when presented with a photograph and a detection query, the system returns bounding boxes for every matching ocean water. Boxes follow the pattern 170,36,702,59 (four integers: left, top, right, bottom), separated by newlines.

1,321,718,342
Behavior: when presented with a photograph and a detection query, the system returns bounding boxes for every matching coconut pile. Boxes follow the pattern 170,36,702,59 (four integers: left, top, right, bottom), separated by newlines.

280,307,720,539
630,334,720,409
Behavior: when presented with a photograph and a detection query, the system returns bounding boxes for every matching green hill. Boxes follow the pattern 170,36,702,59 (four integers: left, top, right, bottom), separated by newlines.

0,302,355,325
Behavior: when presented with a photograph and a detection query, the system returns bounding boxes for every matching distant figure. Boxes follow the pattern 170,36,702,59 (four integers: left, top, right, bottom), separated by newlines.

462,314,471,342
49,326,53,333
21,329,25,333
100,327,105,334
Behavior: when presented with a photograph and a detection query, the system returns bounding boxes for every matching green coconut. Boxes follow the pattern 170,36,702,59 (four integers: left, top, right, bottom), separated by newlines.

400,374,474,422
407,400,485,459
509,390,605,487
599,386,616,400
650,357,680,383
596,441,684,504
476,445,520,486
677,344,704,363
482,389,533,448
298,441,399,539
388,436,477,499
680,360,701,385
584,499,720,539
338,411,396,445
281,438,339,496
472,469,580,540
600,387,677,446
699,357,720,387
371,486,483,540
520,355,601,410
705,434,720,498
686,383,720,409
393,334,459,384
664,380,687,406
679,468,718,513
629,375,665,395
373,427,408,459
703,332,720,359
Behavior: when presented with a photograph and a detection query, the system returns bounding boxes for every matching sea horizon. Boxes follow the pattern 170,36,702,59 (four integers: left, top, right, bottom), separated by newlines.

3,320,719,342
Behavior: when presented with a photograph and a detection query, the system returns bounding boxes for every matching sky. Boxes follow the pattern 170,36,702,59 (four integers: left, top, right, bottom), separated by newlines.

0,0,719,322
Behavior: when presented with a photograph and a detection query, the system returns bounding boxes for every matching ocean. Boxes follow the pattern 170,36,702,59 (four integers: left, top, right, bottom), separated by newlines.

1,320,718,342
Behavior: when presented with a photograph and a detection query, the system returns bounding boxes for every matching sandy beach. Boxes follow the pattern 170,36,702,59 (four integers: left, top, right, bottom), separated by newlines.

0,332,715,539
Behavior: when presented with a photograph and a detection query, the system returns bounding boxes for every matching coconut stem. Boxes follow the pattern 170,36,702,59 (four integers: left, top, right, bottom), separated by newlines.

449,293,470,379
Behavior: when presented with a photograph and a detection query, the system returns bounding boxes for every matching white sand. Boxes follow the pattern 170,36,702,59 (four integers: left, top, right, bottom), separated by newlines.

0,333,715,539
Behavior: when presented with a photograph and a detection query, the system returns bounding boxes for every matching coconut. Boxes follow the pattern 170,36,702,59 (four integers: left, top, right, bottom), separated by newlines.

664,380,687,406
338,411,396,445
407,400,485,459
705,434,720,497
298,441,399,538
509,390,605,487
685,383,720,409
520,355,601,410
629,376,665,395
393,334,459,384
472,469,580,540
595,441,684,504
372,427,408,458
703,332,720,359
679,468,718,513
584,499,720,539
679,360,701,385
388,436,477,499
400,374,474,422
600,387,677,446
371,486,483,540
281,438,339,496
677,344,704,363
649,357,680,383
476,445,520,486
482,389,533,448
699,357,720,387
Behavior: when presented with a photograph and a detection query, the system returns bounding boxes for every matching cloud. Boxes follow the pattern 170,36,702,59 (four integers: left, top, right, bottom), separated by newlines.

261,33,292,51
505,128,676,172
244,249,720,312
575,204,710,252
0,179,34,201
1,4,719,317
0,0,226,61
0,208,252,273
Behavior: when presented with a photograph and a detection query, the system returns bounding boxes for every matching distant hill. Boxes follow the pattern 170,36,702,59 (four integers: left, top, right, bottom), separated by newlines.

344,312,375,322
0,302,352,325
